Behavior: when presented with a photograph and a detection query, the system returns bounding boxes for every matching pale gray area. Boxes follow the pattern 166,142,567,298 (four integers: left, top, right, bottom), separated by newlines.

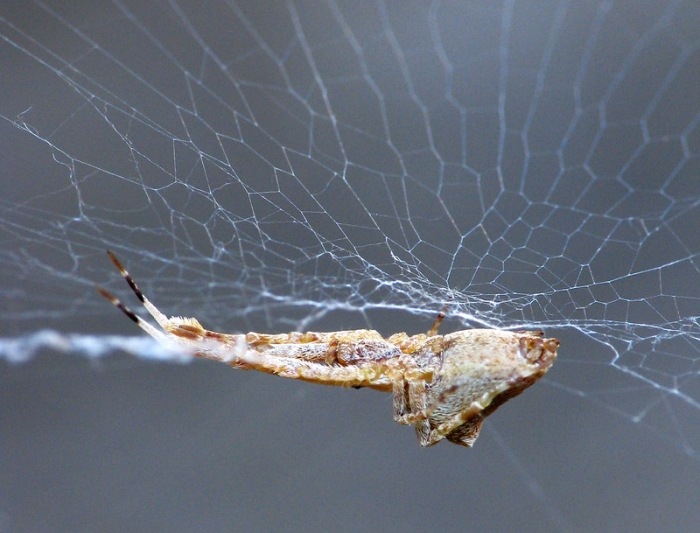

2,1,700,532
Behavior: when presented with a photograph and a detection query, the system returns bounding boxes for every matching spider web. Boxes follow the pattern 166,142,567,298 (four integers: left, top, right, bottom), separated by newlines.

2,1,700,532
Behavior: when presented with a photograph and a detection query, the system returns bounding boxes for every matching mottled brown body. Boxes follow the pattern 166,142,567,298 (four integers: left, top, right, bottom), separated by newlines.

99,252,559,447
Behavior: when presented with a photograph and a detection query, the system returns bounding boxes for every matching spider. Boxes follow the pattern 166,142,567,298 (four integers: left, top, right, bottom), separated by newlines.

98,251,558,447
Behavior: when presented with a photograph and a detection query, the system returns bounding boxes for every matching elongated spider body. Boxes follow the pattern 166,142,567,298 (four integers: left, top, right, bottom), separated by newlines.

98,252,558,447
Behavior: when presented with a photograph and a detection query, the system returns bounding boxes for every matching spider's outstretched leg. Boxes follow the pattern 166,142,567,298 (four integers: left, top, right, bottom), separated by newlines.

96,286,167,341
99,251,207,339
104,250,173,330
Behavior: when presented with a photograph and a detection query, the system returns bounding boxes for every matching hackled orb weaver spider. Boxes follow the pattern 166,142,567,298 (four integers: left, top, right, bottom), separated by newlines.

98,251,558,447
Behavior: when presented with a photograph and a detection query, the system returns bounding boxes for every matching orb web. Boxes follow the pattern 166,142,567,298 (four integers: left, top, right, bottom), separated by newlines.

1,1,700,530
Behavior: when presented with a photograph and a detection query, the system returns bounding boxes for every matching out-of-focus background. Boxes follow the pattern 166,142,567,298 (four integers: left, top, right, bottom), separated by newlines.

2,1,700,532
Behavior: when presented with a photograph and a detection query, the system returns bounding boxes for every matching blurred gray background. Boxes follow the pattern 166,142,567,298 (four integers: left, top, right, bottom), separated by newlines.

2,1,700,532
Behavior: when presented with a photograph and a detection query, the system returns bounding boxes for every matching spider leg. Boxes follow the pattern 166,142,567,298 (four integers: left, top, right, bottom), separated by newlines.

106,250,172,331
245,351,384,387
96,286,167,341
426,303,450,337
417,403,486,447
388,373,436,445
